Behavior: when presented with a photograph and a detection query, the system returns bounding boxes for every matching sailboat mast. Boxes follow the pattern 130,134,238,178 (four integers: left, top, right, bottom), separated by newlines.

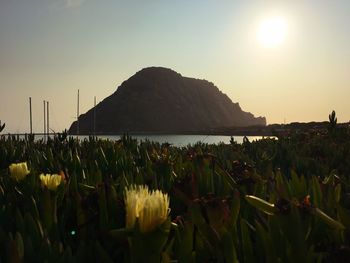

43,100,46,140
47,101,49,138
77,89,80,135
29,97,32,134
93,96,96,137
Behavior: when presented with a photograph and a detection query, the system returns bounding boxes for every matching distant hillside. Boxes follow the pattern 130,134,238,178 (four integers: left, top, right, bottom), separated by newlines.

69,67,266,134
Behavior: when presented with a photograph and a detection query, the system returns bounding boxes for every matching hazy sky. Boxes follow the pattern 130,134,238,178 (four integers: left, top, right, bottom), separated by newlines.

1,0,349,133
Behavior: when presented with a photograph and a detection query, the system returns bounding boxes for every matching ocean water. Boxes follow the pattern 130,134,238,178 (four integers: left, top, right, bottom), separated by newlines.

75,135,273,146
3,134,275,147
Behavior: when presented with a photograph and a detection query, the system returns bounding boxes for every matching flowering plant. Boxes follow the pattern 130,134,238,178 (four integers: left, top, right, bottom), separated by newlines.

123,185,172,262
9,162,30,181
125,185,170,233
39,174,62,191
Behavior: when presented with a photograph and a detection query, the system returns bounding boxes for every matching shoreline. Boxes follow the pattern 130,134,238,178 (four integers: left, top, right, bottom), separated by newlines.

2,121,349,138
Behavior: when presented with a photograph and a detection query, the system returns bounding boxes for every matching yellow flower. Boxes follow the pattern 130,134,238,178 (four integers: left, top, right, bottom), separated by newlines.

9,162,30,181
125,185,170,233
39,174,62,191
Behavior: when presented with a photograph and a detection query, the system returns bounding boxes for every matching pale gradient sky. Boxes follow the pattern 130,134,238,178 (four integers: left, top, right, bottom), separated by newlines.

1,0,349,133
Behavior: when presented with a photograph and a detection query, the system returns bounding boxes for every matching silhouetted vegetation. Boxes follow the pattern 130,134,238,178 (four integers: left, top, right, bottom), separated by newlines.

0,121,5,133
328,110,338,133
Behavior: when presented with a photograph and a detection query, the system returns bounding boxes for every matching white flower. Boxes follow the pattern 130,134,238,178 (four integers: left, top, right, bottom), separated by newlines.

39,174,62,191
125,185,170,233
9,162,30,181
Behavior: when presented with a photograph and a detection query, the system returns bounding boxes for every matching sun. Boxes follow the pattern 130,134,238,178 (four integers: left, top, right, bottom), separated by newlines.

257,17,287,48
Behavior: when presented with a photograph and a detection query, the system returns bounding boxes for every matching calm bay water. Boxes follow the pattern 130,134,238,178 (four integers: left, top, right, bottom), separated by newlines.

4,134,274,147
75,135,271,147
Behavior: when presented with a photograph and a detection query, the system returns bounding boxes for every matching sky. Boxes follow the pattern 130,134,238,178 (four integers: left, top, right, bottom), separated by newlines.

1,0,350,133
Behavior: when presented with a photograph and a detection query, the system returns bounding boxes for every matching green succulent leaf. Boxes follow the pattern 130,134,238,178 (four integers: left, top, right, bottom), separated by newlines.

245,195,278,215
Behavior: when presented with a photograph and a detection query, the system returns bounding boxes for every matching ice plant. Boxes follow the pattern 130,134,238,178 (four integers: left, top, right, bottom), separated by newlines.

124,185,171,262
245,195,279,215
39,174,62,230
125,185,170,233
9,162,30,181
39,174,62,191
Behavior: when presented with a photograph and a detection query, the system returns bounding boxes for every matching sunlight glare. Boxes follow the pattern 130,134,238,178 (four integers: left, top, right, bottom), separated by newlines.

257,17,287,48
